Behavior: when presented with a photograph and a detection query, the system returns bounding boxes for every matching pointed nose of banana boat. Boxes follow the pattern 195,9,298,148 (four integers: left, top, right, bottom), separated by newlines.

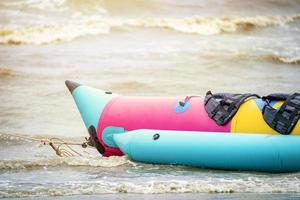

65,80,81,93
65,80,117,130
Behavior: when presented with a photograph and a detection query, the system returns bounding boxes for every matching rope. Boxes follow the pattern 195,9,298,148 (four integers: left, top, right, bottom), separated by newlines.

0,132,92,157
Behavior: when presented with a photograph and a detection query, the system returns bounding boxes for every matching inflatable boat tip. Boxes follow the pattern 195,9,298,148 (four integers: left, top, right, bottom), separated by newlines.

113,133,133,156
65,80,81,93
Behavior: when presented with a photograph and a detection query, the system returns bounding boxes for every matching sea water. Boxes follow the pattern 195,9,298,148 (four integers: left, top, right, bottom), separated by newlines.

0,0,300,199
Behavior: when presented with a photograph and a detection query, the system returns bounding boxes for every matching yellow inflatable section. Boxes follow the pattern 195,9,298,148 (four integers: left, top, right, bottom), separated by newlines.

231,99,300,135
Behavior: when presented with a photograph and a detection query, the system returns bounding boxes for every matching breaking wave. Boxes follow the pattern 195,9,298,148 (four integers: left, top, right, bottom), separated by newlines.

0,156,131,170
239,53,300,65
0,15,299,45
225,52,300,65
1,176,300,198
0,22,111,45
131,15,300,34
176,51,300,65
270,55,300,64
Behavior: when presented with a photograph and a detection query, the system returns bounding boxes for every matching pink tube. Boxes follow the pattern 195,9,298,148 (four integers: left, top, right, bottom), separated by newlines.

97,96,231,156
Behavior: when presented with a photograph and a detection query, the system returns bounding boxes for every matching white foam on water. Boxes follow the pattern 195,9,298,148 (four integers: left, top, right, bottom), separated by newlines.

0,156,132,170
1,175,300,198
0,15,299,45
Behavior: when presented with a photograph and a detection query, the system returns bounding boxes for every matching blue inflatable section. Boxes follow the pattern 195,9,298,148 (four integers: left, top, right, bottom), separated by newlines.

114,129,300,173
72,86,117,129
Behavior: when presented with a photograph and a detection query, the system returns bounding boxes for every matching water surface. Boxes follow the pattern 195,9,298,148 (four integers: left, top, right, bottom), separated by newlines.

0,0,300,199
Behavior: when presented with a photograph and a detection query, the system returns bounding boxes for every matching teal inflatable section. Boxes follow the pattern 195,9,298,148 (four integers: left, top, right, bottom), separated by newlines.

72,86,116,129
114,130,300,173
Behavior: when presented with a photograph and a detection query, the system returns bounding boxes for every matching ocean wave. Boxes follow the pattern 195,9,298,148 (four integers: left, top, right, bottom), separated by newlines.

189,51,300,65
129,15,300,34
0,156,131,170
270,55,300,64
0,14,299,45
235,53,300,65
1,176,300,198
0,22,111,45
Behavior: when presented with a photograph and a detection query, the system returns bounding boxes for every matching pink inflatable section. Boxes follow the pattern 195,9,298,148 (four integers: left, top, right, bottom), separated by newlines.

97,96,231,156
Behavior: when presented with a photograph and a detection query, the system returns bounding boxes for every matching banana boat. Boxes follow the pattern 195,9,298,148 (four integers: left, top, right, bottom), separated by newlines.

65,80,300,157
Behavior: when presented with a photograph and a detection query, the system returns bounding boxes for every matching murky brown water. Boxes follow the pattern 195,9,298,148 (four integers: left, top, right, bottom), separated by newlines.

0,0,300,199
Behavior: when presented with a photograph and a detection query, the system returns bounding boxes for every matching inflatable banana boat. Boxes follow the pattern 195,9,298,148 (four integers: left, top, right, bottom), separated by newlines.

65,80,300,157
113,129,300,173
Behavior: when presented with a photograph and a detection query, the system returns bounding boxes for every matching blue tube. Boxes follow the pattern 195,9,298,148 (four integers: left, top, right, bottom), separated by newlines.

114,130,300,173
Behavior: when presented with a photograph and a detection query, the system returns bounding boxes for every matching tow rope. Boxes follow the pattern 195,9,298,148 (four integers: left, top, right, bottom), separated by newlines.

0,132,94,157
